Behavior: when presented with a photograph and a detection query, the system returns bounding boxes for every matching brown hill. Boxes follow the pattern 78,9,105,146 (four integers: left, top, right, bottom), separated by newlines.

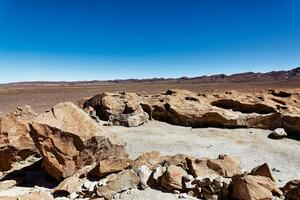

2,67,300,86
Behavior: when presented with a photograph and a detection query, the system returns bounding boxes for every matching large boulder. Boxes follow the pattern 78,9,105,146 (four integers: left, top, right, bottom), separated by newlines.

147,89,283,129
83,92,149,126
108,107,149,127
0,106,38,171
231,175,283,200
29,102,128,180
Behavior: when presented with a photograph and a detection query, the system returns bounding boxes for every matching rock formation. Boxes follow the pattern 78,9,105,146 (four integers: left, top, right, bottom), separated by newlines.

29,102,128,180
82,89,300,135
0,106,38,171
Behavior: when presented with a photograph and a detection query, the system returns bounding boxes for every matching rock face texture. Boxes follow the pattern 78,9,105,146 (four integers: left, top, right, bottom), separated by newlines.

83,92,149,127
187,155,241,178
96,170,140,199
83,89,300,135
161,165,188,191
29,102,128,180
89,156,131,178
130,151,161,171
0,106,37,171
232,175,283,200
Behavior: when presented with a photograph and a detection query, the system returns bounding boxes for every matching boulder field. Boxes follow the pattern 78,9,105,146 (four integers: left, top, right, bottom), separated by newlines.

0,89,299,199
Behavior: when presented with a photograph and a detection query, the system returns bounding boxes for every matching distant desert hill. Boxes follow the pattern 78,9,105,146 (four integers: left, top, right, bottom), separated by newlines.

3,67,300,86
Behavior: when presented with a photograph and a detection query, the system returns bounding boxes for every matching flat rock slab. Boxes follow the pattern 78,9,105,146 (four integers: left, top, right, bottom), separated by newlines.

108,121,300,186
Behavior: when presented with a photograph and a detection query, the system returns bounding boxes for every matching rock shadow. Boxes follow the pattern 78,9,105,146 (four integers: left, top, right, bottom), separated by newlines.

0,159,59,188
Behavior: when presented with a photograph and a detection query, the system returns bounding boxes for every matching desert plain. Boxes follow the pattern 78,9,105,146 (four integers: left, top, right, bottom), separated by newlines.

0,72,299,200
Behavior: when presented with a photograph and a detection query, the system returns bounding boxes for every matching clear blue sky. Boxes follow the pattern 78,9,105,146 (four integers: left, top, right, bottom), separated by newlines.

0,0,300,83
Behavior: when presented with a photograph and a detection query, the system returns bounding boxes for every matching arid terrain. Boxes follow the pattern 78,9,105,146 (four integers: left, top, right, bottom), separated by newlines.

0,68,299,200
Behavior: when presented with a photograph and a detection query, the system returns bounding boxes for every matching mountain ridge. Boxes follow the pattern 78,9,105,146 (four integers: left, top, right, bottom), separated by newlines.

2,67,300,86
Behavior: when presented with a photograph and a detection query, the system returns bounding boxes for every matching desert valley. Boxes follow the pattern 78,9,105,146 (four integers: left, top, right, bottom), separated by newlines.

0,68,299,200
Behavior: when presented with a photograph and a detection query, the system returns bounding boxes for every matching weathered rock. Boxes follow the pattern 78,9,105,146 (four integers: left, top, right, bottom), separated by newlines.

281,179,300,200
53,176,83,196
123,108,149,127
96,170,140,200
29,102,128,180
160,154,190,170
108,107,149,127
89,156,131,178
82,89,300,131
150,89,283,129
251,163,275,181
0,106,37,171
232,175,283,200
137,165,152,189
269,128,288,139
283,115,300,135
161,165,188,191
269,89,292,98
151,166,167,185
130,151,160,171
187,155,241,178
0,179,22,191
83,92,143,120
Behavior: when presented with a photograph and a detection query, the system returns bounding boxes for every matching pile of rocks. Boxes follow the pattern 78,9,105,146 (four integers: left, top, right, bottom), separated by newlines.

0,101,299,200
48,151,296,200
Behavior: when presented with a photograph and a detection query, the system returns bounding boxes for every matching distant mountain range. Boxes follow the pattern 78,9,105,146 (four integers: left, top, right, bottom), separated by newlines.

2,67,300,86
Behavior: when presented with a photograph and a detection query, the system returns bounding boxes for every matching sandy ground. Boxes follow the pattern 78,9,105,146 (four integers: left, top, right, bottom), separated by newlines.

108,120,300,187
1,82,298,114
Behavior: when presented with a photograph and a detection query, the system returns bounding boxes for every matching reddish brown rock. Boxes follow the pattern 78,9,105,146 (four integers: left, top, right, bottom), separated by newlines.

232,175,283,200
29,102,128,180
161,165,188,191
251,163,275,181
89,156,131,178
0,106,37,171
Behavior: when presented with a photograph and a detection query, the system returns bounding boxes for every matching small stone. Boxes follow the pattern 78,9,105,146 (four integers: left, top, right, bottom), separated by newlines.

251,163,275,181
178,193,189,198
152,166,166,182
69,192,78,200
137,165,152,189
269,128,287,139
98,178,108,187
